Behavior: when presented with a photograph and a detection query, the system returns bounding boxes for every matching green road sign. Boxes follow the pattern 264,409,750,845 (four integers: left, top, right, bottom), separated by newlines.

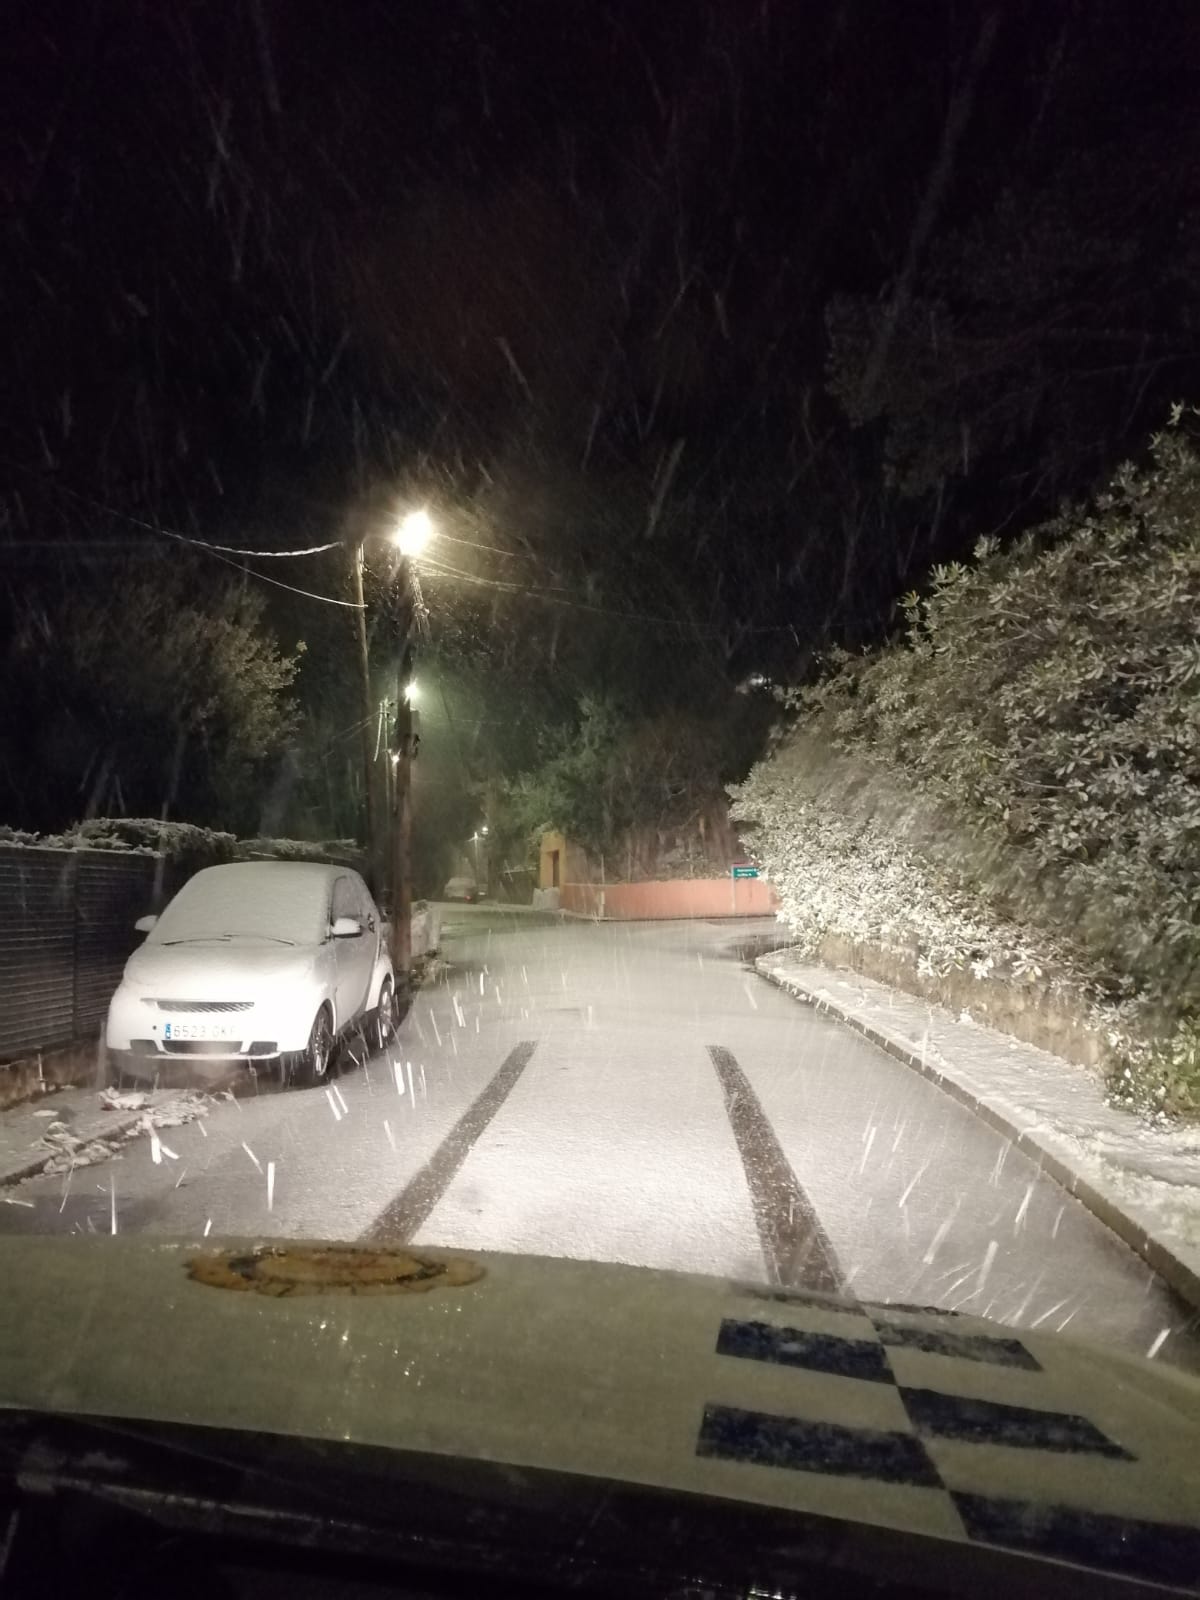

731,865,759,879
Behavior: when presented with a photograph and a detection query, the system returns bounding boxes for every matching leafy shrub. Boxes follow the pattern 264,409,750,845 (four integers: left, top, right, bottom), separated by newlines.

736,418,1200,1113
1121,1021,1200,1120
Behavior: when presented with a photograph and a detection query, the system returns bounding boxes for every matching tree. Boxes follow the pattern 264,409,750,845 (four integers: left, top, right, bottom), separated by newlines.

2,566,303,831
826,111,1200,521
495,695,736,880
757,417,1200,1111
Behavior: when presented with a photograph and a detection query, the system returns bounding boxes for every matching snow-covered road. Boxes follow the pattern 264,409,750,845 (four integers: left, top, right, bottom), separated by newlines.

3,907,1197,1371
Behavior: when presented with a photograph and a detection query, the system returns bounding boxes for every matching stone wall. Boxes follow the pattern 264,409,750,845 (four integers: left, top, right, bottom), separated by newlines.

814,932,1108,1072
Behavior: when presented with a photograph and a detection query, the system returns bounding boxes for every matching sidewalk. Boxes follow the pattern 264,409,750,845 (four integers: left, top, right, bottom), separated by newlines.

757,949,1200,1313
0,1084,212,1188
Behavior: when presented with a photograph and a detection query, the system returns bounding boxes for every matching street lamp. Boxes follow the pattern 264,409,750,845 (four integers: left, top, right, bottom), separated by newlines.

349,506,436,983
387,511,436,986
393,508,434,558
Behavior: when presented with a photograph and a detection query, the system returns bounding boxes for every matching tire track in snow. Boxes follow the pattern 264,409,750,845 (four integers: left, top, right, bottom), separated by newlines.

363,1041,537,1244
708,1045,845,1295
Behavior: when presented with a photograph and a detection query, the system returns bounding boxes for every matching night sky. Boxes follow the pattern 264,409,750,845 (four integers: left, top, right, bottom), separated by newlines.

4,1,1200,835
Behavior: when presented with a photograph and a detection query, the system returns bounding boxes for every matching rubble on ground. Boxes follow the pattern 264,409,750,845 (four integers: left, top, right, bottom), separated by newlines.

35,1090,213,1175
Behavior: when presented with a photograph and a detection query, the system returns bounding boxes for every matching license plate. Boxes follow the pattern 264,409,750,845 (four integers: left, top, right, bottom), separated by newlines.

163,1022,239,1042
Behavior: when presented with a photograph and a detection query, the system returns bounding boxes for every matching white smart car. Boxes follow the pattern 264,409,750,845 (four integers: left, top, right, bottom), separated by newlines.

105,861,398,1087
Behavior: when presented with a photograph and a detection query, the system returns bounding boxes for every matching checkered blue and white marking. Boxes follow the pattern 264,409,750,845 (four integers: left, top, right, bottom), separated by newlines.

697,1286,1200,1591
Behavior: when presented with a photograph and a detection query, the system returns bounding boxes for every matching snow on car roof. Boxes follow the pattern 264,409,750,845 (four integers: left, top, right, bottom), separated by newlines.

148,861,346,947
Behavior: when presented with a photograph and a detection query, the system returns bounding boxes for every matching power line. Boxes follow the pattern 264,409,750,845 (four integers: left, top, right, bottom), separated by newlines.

420,553,793,636
433,528,533,561
418,554,724,631
11,466,789,633
160,528,341,558
11,476,364,609
199,542,364,608
11,470,344,559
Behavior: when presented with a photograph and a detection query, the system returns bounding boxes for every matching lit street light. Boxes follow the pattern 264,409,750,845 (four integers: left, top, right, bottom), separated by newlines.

393,507,434,557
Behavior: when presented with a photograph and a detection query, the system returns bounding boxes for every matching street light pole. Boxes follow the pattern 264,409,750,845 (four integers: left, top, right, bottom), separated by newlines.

351,540,378,895
385,507,433,991
390,624,416,988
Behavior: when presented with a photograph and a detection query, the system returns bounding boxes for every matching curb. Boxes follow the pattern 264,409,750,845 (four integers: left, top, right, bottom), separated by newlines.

0,1110,148,1189
756,956,1200,1316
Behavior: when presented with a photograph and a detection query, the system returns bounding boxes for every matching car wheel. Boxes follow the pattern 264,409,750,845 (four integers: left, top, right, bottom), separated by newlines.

372,976,398,1052
291,1005,335,1088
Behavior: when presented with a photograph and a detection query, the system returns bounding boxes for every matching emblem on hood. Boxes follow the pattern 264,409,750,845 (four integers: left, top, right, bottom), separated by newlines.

186,1245,485,1297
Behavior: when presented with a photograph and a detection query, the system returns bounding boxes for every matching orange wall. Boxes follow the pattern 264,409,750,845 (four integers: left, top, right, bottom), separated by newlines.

559,877,777,920
538,831,594,889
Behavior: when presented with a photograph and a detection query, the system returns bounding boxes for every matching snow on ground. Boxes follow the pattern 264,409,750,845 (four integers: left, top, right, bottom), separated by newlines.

2,910,1197,1371
419,1015,763,1279
759,951,1200,1294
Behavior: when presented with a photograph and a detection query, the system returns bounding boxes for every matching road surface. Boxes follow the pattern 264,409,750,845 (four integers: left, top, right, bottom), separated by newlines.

3,907,1198,1371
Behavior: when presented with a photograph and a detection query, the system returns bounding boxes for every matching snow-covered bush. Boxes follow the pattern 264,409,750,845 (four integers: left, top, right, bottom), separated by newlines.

736,419,1200,1116
72,818,238,874
0,819,362,878
0,817,235,865
237,836,362,866
735,730,1057,975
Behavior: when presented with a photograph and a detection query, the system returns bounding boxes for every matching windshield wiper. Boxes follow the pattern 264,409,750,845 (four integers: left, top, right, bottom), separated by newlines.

161,934,297,947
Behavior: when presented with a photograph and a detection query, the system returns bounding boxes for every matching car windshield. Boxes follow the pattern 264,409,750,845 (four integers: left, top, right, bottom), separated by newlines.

148,866,326,948
3,4,1200,1593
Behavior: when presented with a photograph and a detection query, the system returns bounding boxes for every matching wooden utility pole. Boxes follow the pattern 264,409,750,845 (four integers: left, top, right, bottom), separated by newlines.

351,540,378,895
351,507,432,984
389,581,416,990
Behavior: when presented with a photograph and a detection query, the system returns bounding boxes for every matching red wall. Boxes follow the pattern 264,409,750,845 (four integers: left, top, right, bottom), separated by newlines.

559,878,777,920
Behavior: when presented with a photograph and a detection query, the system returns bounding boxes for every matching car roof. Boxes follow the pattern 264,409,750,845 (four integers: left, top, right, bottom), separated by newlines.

195,861,352,884
149,860,364,945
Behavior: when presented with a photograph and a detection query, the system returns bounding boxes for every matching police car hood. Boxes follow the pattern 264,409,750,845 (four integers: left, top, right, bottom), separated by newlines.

0,1236,1198,1593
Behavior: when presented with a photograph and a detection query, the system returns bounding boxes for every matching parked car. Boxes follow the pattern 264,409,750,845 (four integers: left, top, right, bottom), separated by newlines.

442,875,479,903
105,862,398,1087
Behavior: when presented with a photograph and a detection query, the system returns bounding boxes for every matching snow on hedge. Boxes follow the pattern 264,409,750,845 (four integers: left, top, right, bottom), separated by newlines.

0,818,362,873
735,418,1200,1118
734,731,1061,981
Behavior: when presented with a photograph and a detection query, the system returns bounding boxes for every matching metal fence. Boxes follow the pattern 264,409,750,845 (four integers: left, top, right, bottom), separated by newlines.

0,845,159,1063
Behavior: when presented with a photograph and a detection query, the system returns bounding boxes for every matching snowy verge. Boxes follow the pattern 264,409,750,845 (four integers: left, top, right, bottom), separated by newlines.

0,1086,213,1188
757,949,1200,1313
